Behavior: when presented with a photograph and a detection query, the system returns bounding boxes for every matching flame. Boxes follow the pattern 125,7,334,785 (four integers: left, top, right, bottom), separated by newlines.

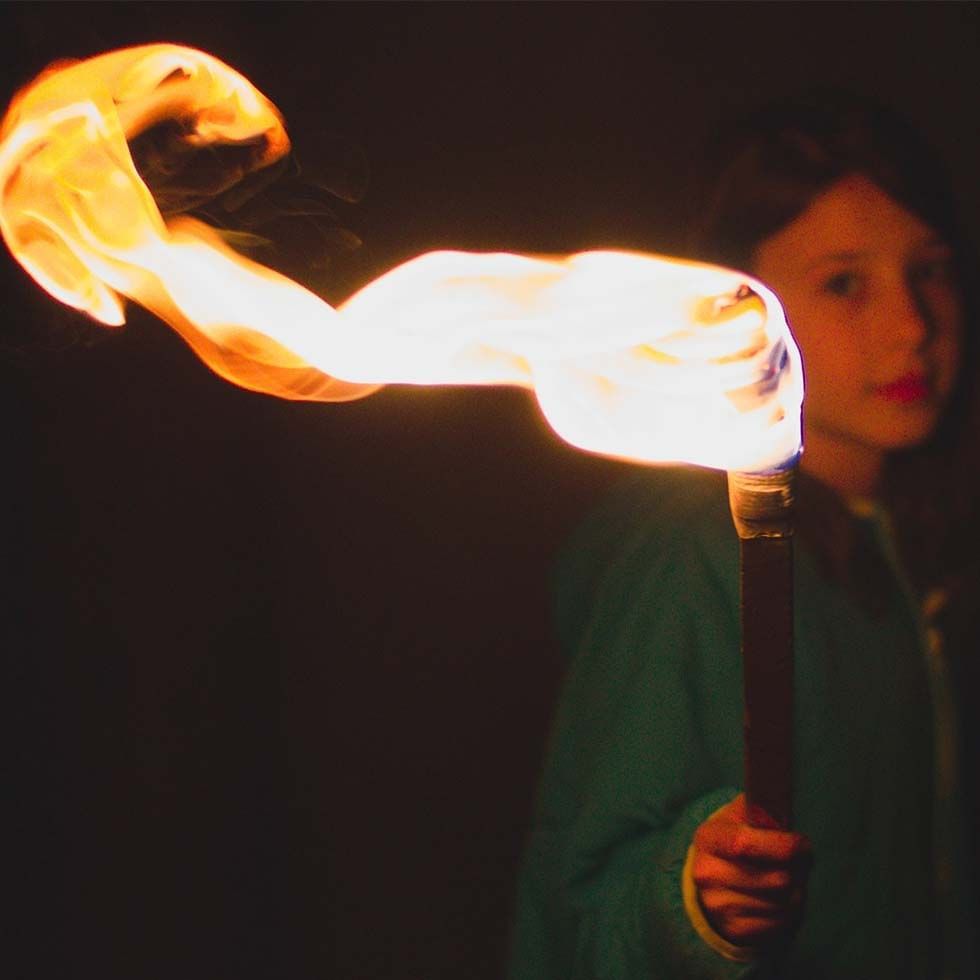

1,44,803,472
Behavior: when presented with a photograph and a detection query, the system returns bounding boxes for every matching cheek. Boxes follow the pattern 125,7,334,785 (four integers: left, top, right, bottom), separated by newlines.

926,290,964,389
923,281,963,337
787,313,866,394
935,330,962,393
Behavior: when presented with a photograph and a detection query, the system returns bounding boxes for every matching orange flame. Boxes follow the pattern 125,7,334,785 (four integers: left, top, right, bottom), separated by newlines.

1,44,803,472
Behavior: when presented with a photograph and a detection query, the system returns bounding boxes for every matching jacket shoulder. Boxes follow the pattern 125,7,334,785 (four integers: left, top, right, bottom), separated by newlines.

552,466,735,657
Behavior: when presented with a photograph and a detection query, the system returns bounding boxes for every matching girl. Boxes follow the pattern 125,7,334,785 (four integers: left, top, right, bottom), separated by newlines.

510,95,979,979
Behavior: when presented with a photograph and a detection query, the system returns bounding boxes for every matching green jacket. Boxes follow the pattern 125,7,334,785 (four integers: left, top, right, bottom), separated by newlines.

510,468,976,979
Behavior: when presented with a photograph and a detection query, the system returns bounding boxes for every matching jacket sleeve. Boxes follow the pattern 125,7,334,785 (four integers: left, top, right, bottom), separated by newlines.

512,496,769,980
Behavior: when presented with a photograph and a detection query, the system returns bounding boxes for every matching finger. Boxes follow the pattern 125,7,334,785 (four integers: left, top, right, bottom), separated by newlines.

700,886,782,917
694,818,811,866
698,890,801,947
698,888,790,945
716,914,793,947
692,853,796,897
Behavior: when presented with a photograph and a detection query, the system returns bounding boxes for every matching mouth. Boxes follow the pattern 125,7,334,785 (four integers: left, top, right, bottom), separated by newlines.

875,373,931,404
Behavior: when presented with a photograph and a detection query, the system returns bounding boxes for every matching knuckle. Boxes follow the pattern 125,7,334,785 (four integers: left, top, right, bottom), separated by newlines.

700,889,740,920
699,889,723,913
768,870,791,892
730,826,753,859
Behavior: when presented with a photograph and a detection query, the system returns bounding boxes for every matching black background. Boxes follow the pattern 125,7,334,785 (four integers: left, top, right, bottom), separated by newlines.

3,3,978,978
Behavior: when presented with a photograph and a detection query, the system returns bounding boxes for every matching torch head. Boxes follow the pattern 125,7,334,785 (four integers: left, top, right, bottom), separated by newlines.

727,462,798,540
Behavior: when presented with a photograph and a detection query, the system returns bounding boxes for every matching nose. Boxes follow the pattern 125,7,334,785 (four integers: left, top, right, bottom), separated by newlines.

884,277,932,350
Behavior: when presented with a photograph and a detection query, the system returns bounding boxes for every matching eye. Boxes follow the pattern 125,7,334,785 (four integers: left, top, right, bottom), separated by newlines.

822,271,862,298
910,255,954,287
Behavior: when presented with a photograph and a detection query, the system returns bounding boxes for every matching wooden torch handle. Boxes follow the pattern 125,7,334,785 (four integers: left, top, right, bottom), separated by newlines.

739,533,794,829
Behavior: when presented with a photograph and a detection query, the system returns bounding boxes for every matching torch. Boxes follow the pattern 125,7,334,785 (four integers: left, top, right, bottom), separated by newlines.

728,464,796,829
0,45,805,830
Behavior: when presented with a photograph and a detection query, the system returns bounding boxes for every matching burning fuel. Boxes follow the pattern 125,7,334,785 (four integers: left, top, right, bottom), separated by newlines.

0,44,803,472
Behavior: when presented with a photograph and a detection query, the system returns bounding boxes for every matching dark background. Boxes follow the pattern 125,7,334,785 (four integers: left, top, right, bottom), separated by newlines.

3,3,978,978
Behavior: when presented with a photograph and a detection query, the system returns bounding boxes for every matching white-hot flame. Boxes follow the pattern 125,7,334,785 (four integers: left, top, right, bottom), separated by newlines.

0,44,803,471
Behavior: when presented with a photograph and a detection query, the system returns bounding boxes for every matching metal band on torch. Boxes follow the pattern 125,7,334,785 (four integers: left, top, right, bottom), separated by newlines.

727,464,796,830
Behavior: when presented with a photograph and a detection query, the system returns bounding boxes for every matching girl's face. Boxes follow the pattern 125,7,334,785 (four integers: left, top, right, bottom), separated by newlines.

753,174,963,494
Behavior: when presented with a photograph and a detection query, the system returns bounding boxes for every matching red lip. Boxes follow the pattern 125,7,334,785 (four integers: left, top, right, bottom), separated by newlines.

876,373,930,403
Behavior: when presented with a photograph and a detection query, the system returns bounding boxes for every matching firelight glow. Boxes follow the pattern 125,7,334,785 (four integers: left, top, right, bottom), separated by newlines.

0,44,803,472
